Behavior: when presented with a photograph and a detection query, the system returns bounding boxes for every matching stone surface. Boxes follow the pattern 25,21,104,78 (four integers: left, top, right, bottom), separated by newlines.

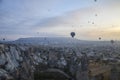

0,43,119,80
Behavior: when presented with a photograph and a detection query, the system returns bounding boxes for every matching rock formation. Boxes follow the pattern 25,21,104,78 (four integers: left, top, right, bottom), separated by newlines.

0,44,89,80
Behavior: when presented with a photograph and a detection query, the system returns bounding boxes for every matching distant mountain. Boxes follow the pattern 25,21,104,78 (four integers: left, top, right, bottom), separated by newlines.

14,37,83,45
1,37,119,46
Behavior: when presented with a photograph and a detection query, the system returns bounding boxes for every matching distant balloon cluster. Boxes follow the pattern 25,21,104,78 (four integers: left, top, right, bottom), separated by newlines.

70,0,98,39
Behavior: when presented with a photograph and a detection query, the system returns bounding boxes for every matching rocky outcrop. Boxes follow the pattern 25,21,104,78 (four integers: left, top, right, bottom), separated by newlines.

0,44,89,80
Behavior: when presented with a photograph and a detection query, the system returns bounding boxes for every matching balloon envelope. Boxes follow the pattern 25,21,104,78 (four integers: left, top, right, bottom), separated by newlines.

70,32,75,38
99,37,101,40
94,0,97,2
111,40,114,44
3,38,5,41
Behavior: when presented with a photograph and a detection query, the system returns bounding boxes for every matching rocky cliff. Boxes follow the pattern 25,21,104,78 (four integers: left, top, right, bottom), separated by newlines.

0,44,87,80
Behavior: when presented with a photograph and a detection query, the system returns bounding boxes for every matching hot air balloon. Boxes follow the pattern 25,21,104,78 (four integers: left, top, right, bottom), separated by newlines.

88,21,90,23
111,40,114,44
95,14,97,16
94,0,97,2
70,32,75,38
92,22,94,24
3,38,5,41
99,37,101,40
37,32,39,34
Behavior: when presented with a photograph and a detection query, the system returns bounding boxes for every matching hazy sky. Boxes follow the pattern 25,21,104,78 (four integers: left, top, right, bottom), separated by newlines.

0,0,120,40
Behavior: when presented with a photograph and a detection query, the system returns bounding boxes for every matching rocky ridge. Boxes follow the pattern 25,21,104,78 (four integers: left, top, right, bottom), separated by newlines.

0,44,86,80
